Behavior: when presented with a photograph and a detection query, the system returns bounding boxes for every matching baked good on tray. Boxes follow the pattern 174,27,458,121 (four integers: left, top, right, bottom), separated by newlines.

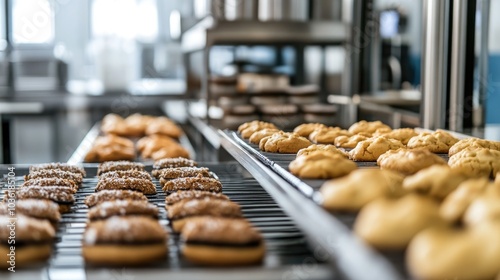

238,121,278,139
25,169,83,185
98,170,152,181
354,194,445,250
0,215,55,268
259,132,312,153
293,123,327,138
29,162,86,177
145,116,183,139
85,134,135,162
373,128,418,145
440,178,490,223
22,178,78,193
6,186,75,213
87,200,159,220
406,130,459,153
137,134,190,160
167,198,242,232
82,216,167,265
84,190,148,208
158,167,211,186
377,148,447,175
153,157,197,170
402,165,468,199
308,127,352,144
449,137,500,156
348,120,391,135
162,176,223,193
165,190,230,206
462,187,500,226
334,134,369,149
448,148,500,178
296,144,347,158
97,161,145,175
0,199,61,227
95,177,157,194
348,136,404,162
248,128,281,144
181,217,265,266
320,169,405,212
289,151,356,179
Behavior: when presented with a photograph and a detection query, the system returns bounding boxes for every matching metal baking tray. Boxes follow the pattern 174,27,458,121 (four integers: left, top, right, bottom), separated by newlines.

219,130,406,280
0,163,334,280
67,122,196,164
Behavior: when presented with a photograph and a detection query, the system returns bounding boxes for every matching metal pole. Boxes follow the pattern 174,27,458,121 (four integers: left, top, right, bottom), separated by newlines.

477,0,490,128
449,0,468,132
421,0,449,129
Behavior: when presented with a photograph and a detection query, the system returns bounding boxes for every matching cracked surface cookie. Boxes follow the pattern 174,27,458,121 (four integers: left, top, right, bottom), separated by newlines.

293,123,327,138
348,136,404,161
334,134,370,149
308,127,352,144
289,151,356,179
377,148,447,175
448,148,500,178
449,137,500,156
407,130,459,153
259,132,312,153
403,165,469,199
348,120,391,134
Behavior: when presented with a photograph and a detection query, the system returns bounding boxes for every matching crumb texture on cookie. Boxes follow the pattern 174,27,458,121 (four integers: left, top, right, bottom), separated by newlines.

377,148,447,174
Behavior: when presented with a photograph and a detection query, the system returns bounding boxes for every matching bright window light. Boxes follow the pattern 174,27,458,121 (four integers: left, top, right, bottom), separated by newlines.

12,0,55,44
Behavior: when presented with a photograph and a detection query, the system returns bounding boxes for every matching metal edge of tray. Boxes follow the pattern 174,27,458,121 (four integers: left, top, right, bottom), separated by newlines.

218,129,403,280
67,122,196,164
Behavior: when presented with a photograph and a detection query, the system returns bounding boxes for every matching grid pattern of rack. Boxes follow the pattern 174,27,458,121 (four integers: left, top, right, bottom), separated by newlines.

0,163,334,280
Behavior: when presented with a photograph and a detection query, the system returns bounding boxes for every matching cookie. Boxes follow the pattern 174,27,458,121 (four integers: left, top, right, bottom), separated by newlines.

320,169,405,211
248,128,280,144
167,198,242,232
259,132,312,154
296,144,347,158
97,161,145,176
95,177,157,194
0,199,60,224
25,169,83,185
354,194,445,249
6,186,75,213
0,215,55,268
407,223,500,280
463,187,500,226
334,134,369,149
440,178,490,223
162,176,222,193
22,178,78,193
98,170,152,181
448,148,500,178
403,165,468,199
374,128,417,145
145,116,183,139
308,127,352,144
29,162,86,177
407,130,459,153
85,135,136,163
348,120,391,134
87,200,159,220
181,217,265,266
82,216,167,265
153,157,197,170
84,190,148,208
293,123,327,138
157,167,211,186
348,136,404,161
239,121,278,139
289,152,356,179
165,191,229,206
377,148,447,175
449,137,500,156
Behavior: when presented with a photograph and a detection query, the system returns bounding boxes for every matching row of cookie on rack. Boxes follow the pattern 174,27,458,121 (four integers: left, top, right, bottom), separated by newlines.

0,163,86,268
85,113,189,162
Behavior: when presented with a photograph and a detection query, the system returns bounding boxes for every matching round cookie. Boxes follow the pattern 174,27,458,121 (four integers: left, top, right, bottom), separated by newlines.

440,178,490,223
354,194,446,249
82,216,167,266
248,128,280,144
145,116,183,139
289,151,356,179
162,176,222,193
181,217,265,266
334,134,369,149
84,190,148,208
259,132,312,154
239,121,278,139
407,130,459,153
308,127,352,144
348,136,404,162
448,148,500,178
293,123,327,138
29,162,86,177
377,148,447,175
320,169,405,212
449,137,500,156
463,187,500,226
296,144,347,158
348,120,391,134
87,200,159,220
0,215,55,268
373,128,417,145
95,177,157,194
402,165,468,199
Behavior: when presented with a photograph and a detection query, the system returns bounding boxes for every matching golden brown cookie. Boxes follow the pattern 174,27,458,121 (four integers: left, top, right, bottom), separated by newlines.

101,113,128,136
29,163,86,177
293,123,327,138
334,134,369,149
145,116,183,139
449,137,500,156
82,216,167,266
289,152,356,179
440,178,490,223
403,165,468,199
0,214,55,268
137,134,190,160
320,169,405,212
240,121,278,139
374,128,418,145
377,148,447,175
296,144,347,158
167,198,242,232
87,200,159,220
85,134,136,163
354,194,446,249
407,130,459,153
123,113,155,137
0,199,60,224
448,148,500,178
98,170,152,181
463,187,500,226
22,178,78,193
308,127,352,144
95,178,157,194
348,120,391,134
259,132,311,153
153,157,197,170
84,190,148,208
165,190,229,206
348,136,404,162
248,128,281,144
407,223,500,280
181,217,265,266
162,176,222,193
97,161,145,175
